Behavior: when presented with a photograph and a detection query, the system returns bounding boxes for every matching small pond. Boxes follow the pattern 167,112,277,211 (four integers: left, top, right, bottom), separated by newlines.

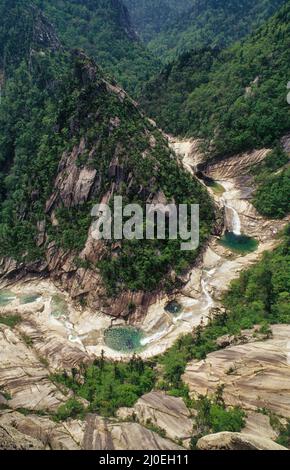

206,180,225,196
104,326,144,353
165,300,183,316
220,231,258,254
19,293,40,305
197,173,225,196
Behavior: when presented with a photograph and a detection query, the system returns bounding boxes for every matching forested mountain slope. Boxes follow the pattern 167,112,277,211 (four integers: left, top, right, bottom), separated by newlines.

141,1,290,158
34,0,159,94
123,0,192,43
146,0,287,62
0,0,214,315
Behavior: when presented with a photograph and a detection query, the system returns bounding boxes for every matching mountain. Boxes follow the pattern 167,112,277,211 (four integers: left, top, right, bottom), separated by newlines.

0,0,61,76
146,0,288,62
141,1,290,158
0,0,214,317
33,0,159,94
123,0,193,43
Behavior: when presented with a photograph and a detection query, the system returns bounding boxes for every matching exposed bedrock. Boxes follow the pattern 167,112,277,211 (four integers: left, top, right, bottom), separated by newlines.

117,391,193,447
183,325,290,419
0,411,183,451
196,432,287,451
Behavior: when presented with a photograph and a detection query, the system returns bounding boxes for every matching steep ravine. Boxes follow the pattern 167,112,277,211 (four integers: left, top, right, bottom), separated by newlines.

0,138,289,450
1,138,288,363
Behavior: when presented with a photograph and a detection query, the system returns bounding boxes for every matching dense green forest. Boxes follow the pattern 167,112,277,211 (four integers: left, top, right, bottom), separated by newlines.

0,0,214,294
33,0,159,94
254,168,290,219
0,0,60,76
141,2,290,158
123,0,192,43
145,0,287,63
252,147,290,218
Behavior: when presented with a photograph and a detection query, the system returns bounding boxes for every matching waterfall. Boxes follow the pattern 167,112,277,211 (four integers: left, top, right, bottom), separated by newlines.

223,199,242,236
229,205,241,236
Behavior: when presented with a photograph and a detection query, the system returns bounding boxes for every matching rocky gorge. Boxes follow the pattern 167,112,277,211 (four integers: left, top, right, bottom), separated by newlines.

0,0,290,453
0,133,289,450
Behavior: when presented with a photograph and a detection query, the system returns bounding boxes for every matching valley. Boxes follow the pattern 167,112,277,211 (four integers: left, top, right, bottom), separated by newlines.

1,137,288,362
0,0,290,453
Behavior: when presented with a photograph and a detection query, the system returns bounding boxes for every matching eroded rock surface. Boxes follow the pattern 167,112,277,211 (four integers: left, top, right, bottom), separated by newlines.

117,391,193,446
242,411,278,441
0,411,183,451
196,431,287,451
183,325,290,418
0,324,67,411
0,422,44,450
84,415,183,450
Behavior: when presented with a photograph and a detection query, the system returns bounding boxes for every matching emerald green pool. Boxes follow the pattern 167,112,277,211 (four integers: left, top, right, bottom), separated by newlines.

220,232,258,253
205,180,225,196
20,294,40,305
0,291,16,306
104,327,144,353
165,301,183,315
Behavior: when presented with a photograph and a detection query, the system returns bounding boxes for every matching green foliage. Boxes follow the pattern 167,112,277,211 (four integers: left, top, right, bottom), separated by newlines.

250,146,290,218
0,315,22,328
145,0,287,63
141,48,217,136
144,419,167,438
54,398,85,422
21,334,34,347
253,167,290,219
123,0,192,43
0,16,213,292
191,393,245,446
142,2,290,157
35,0,159,94
51,354,156,417
49,205,92,252
276,420,290,448
0,0,60,75
223,233,290,325
0,389,11,401
255,146,289,173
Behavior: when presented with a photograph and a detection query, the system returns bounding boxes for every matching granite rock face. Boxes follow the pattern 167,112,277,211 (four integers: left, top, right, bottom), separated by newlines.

183,325,290,418
117,391,193,446
0,324,68,412
196,432,287,451
0,423,44,450
203,148,270,180
83,415,183,451
0,411,183,451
